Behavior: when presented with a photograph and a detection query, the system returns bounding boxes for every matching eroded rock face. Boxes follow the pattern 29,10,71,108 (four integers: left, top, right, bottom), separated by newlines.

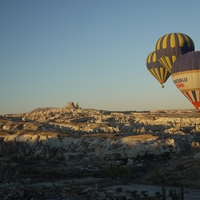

1,103,200,198
1,132,173,157
1,102,200,158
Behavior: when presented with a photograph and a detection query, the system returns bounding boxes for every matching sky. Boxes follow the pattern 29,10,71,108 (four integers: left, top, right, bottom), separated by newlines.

1,0,200,114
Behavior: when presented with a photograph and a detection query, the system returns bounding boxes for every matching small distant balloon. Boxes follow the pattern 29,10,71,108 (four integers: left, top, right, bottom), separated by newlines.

146,50,171,88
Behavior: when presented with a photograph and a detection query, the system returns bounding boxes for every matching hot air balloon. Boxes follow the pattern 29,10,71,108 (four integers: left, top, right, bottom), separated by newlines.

146,50,171,88
155,33,195,73
171,51,200,109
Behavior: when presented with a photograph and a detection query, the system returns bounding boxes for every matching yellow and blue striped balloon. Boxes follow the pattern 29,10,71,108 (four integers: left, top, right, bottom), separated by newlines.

155,33,195,73
146,50,171,88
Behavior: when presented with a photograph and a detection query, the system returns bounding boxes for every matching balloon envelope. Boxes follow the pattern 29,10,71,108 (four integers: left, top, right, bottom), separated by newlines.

171,51,200,109
155,33,195,73
146,51,171,87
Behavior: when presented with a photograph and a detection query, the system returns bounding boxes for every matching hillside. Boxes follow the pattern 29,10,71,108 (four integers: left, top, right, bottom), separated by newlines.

1,102,200,199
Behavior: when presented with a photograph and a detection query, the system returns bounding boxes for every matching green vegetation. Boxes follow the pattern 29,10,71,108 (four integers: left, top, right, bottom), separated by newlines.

103,165,146,181
150,170,164,185
162,185,166,200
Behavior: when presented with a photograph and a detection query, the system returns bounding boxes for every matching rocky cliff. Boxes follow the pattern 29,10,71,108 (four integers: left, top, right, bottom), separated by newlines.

1,102,200,199
1,102,200,158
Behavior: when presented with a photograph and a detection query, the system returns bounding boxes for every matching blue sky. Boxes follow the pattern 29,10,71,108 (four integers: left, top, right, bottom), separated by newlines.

1,0,200,114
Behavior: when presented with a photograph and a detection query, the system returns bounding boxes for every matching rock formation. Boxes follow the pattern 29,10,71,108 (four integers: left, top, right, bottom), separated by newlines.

1,102,200,198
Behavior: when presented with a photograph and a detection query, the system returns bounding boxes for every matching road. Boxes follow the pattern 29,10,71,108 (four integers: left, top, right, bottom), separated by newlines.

106,182,200,200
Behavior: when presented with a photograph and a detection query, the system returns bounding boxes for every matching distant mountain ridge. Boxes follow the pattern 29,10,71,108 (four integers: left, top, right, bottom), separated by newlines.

29,107,57,113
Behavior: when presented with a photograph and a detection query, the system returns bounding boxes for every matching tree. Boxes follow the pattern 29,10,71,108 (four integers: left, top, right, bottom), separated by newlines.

168,185,185,200
162,185,166,200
